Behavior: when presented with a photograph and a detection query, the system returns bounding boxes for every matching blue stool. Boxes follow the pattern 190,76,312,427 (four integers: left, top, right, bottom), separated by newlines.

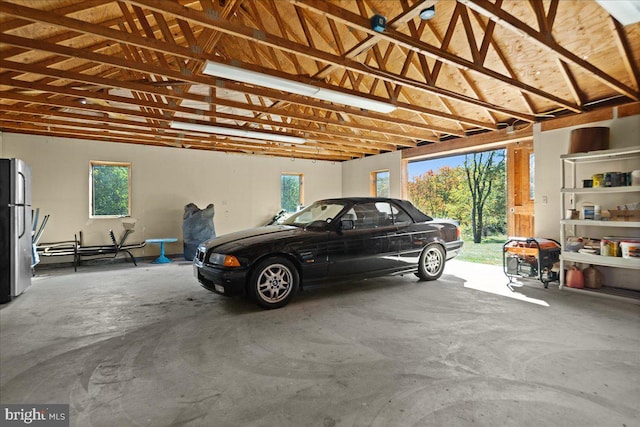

145,238,178,263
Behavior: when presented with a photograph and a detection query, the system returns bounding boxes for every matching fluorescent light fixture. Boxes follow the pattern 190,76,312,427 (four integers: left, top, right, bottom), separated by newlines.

170,121,307,144
596,0,640,25
203,61,397,114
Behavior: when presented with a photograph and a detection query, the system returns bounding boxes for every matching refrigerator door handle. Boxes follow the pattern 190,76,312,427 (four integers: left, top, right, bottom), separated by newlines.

18,171,26,239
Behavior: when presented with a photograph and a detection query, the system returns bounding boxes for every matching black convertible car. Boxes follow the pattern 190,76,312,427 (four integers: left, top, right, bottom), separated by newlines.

194,197,463,309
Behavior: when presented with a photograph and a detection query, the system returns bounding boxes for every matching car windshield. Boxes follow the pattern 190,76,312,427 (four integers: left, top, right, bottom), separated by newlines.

282,201,346,227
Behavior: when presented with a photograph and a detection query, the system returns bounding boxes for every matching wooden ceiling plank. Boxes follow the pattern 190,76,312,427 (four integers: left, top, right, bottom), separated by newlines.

115,18,166,124
556,58,584,107
399,49,416,79
611,18,640,91
460,0,640,101
407,17,492,128
0,0,113,33
0,80,305,141
126,0,536,121
0,33,463,137
291,5,325,71
327,19,345,56
405,23,434,86
370,45,396,100
312,0,435,80
0,103,381,156
429,3,463,84
118,1,167,77
0,1,199,62
185,19,225,74
477,12,498,64
1,75,408,150
0,0,484,134
176,18,199,51
132,4,171,69
545,0,559,32
470,8,536,115
434,98,468,133
152,11,177,44
0,119,357,160
459,6,480,63
291,0,580,113
528,0,548,35
1,73,425,150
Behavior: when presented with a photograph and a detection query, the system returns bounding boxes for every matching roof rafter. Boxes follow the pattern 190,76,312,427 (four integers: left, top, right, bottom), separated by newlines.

290,0,580,114
459,0,639,101
125,0,536,121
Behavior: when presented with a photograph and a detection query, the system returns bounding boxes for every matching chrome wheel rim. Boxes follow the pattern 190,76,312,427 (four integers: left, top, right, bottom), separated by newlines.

257,263,293,303
423,247,443,276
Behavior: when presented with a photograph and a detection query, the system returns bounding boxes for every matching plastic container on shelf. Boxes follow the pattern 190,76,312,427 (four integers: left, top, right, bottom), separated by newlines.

620,241,640,259
582,202,595,220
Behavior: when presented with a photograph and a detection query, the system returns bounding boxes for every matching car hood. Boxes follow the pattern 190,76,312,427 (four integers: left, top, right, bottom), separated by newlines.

200,225,303,252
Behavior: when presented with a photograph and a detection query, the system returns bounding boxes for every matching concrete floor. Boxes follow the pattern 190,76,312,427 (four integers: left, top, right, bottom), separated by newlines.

1,259,639,427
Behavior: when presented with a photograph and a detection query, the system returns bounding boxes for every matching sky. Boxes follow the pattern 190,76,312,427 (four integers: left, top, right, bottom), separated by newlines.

407,154,466,181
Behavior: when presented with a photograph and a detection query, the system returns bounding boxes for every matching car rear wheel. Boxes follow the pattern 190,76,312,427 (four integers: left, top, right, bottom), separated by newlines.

417,244,445,281
249,257,299,309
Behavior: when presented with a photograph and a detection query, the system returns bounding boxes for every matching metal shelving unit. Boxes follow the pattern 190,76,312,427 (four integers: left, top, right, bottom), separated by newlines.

560,147,640,300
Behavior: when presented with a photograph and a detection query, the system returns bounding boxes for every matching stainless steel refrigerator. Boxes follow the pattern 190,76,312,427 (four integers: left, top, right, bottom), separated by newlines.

1,158,33,303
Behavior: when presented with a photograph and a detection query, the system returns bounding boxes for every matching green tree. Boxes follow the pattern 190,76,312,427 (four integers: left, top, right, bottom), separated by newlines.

376,172,389,197
464,151,505,243
93,165,129,216
281,174,301,212
408,166,466,219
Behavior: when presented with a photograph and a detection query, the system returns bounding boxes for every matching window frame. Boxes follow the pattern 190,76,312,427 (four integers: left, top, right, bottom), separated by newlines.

370,169,390,197
280,173,304,213
89,160,132,218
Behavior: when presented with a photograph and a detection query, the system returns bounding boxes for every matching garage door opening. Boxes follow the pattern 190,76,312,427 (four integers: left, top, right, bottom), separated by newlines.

406,148,508,266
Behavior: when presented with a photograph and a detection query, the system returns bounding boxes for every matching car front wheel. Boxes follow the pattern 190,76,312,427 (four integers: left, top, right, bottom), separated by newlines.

417,244,445,281
249,257,299,309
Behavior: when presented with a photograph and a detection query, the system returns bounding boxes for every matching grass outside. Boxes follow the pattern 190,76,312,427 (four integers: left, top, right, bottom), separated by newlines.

456,234,507,266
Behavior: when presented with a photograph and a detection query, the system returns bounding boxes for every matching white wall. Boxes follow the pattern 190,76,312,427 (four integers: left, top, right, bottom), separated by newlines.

533,113,640,289
341,151,403,197
1,133,342,258
533,113,640,239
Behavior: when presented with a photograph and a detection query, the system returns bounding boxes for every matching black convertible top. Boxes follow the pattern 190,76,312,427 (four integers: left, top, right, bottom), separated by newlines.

317,197,433,223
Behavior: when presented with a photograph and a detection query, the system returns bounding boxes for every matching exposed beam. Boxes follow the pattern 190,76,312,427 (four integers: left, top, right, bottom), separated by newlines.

611,18,640,92
291,0,580,113
402,127,533,160
0,33,444,140
125,0,537,121
0,104,372,158
0,60,422,147
459,0,640,101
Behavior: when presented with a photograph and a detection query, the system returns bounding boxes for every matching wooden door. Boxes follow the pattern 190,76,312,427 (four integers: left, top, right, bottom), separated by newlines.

507,141,534,237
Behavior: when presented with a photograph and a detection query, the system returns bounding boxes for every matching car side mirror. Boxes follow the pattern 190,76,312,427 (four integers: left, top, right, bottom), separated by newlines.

340,219,354,231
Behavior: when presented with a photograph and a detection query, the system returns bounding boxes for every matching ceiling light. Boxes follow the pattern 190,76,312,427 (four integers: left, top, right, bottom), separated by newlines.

420,6,435,20
202,61,397,114
595,0,640,25
170,121,307,144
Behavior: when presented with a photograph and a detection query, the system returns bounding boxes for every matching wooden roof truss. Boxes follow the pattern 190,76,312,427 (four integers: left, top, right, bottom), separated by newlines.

1,0,638,161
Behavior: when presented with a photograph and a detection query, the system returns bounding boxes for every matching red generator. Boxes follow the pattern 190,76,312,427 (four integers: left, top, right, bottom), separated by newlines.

503,237,561,288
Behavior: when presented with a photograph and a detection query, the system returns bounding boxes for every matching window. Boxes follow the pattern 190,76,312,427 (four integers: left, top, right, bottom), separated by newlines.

90,161,131,217
281,173,303,213
529,153,535,200
346,202,398,229
370,170,390,197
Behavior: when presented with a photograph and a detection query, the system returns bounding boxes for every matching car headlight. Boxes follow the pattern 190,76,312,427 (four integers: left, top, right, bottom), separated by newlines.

207,252,241,267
